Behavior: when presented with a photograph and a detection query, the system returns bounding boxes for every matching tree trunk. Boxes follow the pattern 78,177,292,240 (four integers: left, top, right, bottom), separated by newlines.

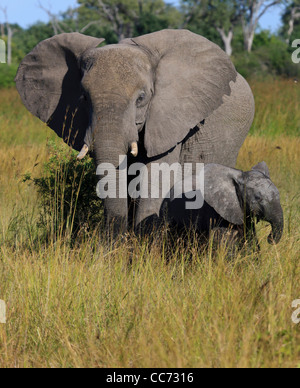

243,25,256,53
286,8,300,44
245,32,255,53
216,27,233,56
240,0,282,53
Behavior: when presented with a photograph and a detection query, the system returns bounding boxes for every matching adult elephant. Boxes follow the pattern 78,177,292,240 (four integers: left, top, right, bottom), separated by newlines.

15,29,255,234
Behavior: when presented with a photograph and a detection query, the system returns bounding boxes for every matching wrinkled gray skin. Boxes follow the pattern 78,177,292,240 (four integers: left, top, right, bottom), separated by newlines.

15,30,255,234
163,162,284,245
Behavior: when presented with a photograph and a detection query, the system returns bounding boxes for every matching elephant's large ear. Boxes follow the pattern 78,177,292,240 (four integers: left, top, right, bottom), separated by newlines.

122,30,237,157
252,162,270,179
15,33,104,151
204,164,244,225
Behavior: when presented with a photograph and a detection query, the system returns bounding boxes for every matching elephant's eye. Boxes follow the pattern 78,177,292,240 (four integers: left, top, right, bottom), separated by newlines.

136,92,146,106
255,194,263,202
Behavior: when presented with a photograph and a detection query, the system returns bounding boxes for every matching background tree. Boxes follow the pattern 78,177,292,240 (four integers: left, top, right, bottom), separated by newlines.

38,2,106,36
0,7,17,65
239,0,283,53
182,0,239,56
281,0,300,43
180,0,222,47
133,0,182,36
211,0,239,56
13,23,53,61
77,0,181,42
205,0,241,56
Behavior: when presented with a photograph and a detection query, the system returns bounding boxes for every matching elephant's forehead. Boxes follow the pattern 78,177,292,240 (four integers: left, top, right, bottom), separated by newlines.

247,176,278,198
82,45,151,92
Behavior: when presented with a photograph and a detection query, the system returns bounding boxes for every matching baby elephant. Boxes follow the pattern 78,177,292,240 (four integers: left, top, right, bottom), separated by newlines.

162,162,284,246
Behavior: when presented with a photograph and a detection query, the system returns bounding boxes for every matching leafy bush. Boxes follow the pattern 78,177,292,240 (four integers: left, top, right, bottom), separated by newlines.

24,142,104,241
233,35,300,79
0,64,18,88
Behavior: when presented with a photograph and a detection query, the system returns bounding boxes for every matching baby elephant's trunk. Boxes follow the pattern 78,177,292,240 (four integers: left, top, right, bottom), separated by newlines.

267,203,284,244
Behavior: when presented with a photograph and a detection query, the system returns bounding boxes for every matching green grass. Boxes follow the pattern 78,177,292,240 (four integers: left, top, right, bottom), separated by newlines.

0,81,300,368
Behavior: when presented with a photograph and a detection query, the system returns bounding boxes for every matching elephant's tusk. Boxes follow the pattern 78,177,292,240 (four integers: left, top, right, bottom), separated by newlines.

77,144,89,160
131,142,138,157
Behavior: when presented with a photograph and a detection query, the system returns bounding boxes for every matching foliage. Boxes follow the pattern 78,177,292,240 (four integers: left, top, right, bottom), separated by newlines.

134,2,182,35
23,142,103,242
0,63,18,88
233,34,300,79
280,0,300,42
13,22,54,59
181,0,240,33
76,0,182,42
180,0,284,53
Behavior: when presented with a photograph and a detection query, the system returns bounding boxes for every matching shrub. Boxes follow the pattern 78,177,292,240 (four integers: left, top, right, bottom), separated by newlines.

0,64,18,88
233,35,300,79
24,141,104,242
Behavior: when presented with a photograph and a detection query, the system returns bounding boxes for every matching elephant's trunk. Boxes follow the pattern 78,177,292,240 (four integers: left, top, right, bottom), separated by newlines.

94,138,128,235
91,102,138,235
266,203,284,245
97,160,128,235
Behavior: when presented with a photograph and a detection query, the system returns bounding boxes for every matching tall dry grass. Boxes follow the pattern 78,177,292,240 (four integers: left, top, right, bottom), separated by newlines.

0,81,300,368
250,79,300,137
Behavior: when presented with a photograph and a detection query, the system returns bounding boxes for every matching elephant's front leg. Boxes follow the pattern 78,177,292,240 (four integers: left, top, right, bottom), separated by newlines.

134,145,182,233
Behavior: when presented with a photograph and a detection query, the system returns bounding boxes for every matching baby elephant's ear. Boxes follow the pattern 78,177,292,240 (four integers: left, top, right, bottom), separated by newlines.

252,162,270,179
204,164,244,225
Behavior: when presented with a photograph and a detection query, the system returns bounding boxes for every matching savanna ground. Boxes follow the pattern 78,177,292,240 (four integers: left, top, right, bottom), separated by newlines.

0,79,299,368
